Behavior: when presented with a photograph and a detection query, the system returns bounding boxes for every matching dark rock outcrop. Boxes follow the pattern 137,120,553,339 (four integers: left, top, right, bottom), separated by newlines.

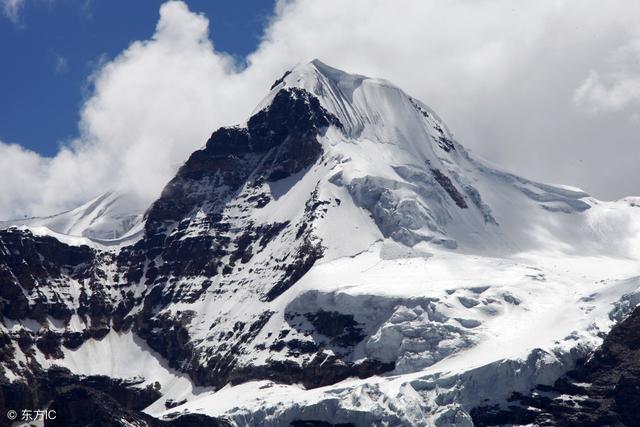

290,421,355,427
0,87,361,425
471,304,640,426
0,366,229,427
430,168,468,209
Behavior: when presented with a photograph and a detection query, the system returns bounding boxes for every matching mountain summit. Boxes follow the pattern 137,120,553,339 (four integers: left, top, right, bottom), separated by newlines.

2,61,640,426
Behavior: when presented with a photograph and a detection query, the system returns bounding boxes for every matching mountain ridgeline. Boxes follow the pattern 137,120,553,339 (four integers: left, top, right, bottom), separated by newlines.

2,60,640,426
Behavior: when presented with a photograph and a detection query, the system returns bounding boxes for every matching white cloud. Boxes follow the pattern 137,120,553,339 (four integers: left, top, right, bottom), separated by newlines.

0,143,47,220
2,0,24,23
0,1,262,219
574,38,640,115
3,0,640,220
248,0,640,200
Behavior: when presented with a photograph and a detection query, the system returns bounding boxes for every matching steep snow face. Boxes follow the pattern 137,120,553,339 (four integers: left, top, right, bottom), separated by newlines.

151,61,640,423
2,60,640,426
263,60,636,258
0,191,146,245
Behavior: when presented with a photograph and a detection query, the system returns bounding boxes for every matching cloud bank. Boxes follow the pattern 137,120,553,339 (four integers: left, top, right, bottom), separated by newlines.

574,37,640,116
2,0,640,220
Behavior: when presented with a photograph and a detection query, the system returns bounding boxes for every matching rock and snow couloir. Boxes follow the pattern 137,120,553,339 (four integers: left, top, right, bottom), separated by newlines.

1,60,640,426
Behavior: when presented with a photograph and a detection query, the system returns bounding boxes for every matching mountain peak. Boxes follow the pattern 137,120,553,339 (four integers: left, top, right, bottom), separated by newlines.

243,61,602,255
275,58,368,89
259,60,452,148
300,58,368,86
3,60,640,426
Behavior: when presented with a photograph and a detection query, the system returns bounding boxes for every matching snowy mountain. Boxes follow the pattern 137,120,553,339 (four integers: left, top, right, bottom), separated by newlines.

1,60,640,426
0,191,146,244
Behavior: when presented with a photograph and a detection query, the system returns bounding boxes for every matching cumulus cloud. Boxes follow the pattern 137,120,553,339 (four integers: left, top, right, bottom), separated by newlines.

2,0,640,220
76,2,258,202
574,38,640,115
0,1,263,219
0,143,48,219
249,0,640,200
2,0,24,23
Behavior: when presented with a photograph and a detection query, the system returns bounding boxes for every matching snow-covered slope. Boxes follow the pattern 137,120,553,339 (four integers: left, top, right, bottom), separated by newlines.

0,191,146,243
1,60,640,426
261,60,637,258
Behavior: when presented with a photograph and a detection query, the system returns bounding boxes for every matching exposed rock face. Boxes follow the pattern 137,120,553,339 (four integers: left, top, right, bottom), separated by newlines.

115,86,358,389
471,304,640,426
0,85,391,424
0,228,98,322
45,385,230,427
0,365,228,427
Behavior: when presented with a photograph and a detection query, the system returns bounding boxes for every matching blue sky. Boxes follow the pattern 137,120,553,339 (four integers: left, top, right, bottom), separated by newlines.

0,0,274,156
